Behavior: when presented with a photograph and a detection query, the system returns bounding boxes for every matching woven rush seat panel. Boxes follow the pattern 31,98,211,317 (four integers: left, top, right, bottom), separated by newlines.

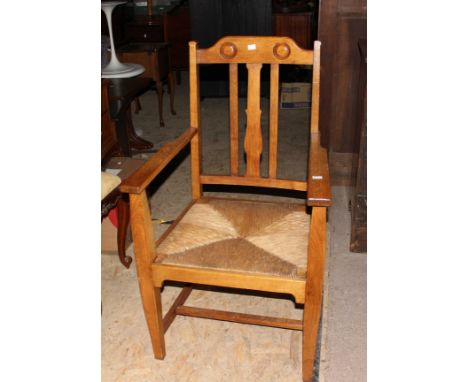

155,198,311,279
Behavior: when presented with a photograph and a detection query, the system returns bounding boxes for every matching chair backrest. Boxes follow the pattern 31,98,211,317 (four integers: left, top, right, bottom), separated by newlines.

188,36,321,198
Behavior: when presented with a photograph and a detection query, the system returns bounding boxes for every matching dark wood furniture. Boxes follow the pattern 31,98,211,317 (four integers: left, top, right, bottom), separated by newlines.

273,11,313,49
350,39,367,253
117,42,176,127
107,77,154,156
101,79,132,268
164,4,191,84
101,178,131,268
125,15,164,43
318,0,367,185
120,36,331,382
102,79,121,164
123,1,190,84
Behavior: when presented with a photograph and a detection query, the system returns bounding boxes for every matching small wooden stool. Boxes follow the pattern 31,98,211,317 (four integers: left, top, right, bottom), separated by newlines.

118,42,176,127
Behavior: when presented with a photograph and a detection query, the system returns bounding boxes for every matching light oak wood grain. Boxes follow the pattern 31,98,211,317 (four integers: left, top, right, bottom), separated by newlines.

307,133,332,207
189,41,202,199
163,286,193,333
176,306,304,331
120,128,197,194
229,63,239,175
196,36,314,64
269,63,279,178
306,41,332,207
152,263,306,304
302,206,327,382
129,192,165,359
244,63,263,177
200,175,307,191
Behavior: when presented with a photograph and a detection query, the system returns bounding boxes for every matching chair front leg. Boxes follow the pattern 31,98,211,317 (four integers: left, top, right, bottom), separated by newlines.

302,206,327,382
130,192,166,359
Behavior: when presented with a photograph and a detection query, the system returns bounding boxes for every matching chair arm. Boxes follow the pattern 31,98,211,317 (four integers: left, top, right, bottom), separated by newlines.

307,133,332,207
119,128,197,194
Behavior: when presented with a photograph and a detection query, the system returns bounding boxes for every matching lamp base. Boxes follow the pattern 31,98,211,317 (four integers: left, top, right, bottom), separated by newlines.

101,62,145,79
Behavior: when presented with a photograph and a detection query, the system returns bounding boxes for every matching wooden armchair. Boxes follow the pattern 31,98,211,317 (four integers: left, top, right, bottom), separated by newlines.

120,36,331,382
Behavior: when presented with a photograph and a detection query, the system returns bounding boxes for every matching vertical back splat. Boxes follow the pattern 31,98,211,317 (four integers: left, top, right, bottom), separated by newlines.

244,63,263,177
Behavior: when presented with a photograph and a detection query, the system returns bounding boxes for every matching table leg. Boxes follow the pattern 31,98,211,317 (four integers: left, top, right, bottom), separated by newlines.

125,109,154,150
134,97,142,114
168,71,176,116
114,115,131,156
117,196,132,268
155,80,165,127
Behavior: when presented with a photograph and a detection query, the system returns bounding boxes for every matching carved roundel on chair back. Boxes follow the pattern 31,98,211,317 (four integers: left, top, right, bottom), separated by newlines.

273,43,291,60
219,42,238,59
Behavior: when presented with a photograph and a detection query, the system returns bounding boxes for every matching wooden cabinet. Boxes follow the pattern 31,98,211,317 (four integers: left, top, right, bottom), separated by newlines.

164,5,191,74
318,0,367,185
123,4,191,81
125,17,164,43
273,12,313,49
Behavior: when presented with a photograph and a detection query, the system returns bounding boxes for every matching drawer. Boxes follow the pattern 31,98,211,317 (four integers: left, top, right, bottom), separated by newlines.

125,24,164,42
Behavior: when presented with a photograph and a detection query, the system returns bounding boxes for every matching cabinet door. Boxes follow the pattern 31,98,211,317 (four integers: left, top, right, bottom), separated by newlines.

164,6,191,70
318,0,367,185
273,13,312,49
